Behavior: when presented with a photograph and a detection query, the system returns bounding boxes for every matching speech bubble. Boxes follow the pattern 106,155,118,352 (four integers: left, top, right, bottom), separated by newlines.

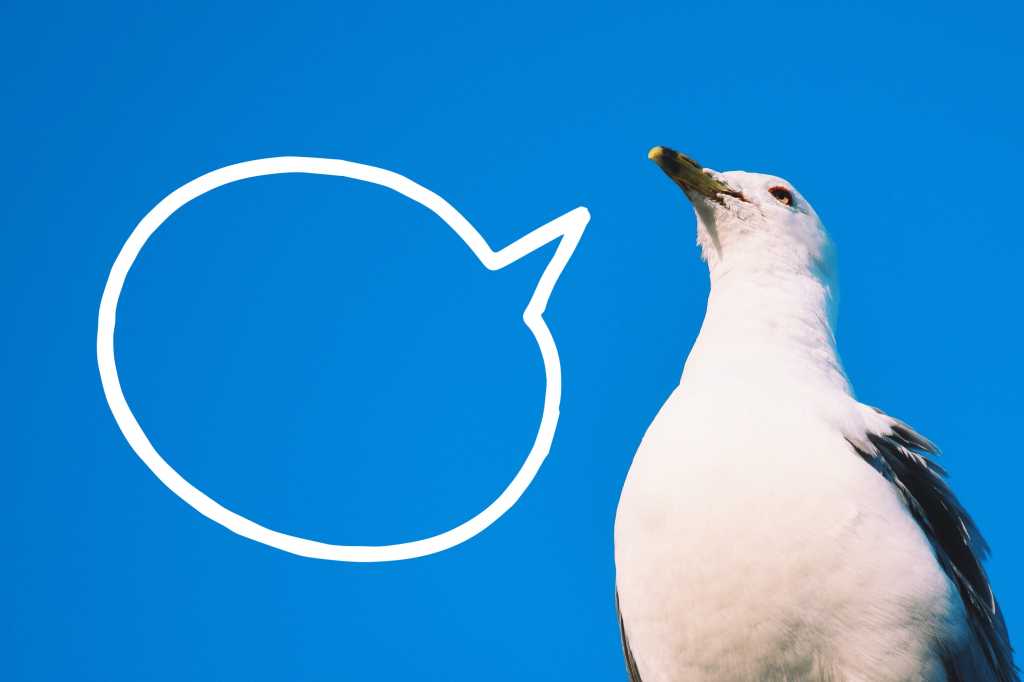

97,156,589,562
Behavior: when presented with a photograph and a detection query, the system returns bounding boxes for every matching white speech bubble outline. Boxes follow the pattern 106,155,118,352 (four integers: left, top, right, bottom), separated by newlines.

97,156,589,562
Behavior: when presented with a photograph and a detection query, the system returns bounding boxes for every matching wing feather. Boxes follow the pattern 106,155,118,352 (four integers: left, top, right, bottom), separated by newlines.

616,591,644,682
850,412,1018,682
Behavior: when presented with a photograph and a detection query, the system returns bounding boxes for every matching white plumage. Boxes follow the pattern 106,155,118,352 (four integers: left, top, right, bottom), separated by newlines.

613,148,1015,681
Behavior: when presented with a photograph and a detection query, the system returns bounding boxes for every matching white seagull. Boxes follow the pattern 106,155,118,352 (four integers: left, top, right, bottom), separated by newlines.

614,146,1016,682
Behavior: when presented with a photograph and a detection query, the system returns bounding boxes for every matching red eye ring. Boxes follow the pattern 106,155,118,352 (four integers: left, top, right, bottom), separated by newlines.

769,186,794,206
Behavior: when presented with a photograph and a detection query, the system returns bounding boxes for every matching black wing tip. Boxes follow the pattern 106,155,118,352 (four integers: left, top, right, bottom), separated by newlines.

890,420,941,455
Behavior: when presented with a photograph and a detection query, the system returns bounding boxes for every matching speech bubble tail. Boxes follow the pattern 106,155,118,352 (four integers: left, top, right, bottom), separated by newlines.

481,206,590,318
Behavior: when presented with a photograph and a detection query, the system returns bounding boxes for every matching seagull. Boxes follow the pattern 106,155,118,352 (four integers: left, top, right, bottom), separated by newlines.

613,146,1017,682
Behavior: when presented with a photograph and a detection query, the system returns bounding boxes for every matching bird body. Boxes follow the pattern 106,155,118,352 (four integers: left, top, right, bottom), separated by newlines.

616,319,964,681
614,148,1015,682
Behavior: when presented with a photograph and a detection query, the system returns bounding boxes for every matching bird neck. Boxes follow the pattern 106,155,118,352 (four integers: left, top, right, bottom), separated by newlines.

683,266,851,398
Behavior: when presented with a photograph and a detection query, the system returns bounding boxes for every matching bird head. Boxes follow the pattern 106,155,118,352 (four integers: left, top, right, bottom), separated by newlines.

648,145,834,285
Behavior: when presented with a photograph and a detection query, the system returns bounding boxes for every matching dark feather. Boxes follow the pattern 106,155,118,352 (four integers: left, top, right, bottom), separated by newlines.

616,591,644,682
850,415,1018,682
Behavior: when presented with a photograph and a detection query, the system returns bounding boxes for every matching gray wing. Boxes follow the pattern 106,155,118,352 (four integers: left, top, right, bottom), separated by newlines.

850,412,1018,682
616,590,643,682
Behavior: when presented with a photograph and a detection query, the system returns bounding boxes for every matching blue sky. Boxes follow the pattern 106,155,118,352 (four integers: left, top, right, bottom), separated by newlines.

3,1,1022,679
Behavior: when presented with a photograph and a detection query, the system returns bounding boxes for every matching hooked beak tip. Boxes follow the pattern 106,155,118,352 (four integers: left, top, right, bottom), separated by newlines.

647,146,668,162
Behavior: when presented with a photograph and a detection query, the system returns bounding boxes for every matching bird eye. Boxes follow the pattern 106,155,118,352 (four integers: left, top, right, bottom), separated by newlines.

769,186,794,206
